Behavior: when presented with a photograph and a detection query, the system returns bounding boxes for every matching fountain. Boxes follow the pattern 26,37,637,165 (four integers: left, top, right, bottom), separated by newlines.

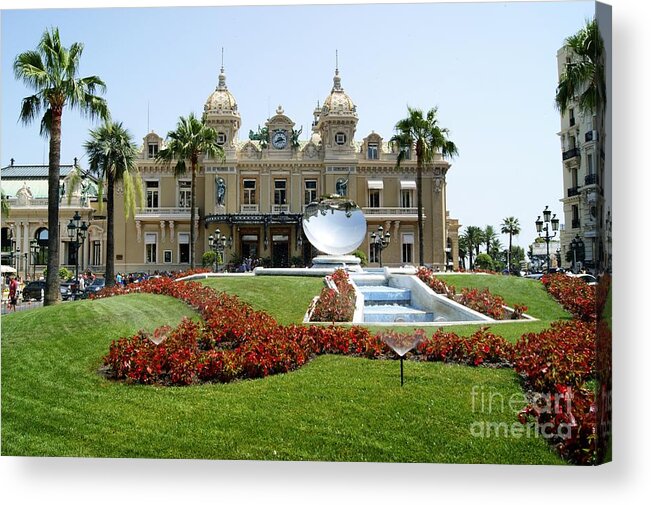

302,196,366,271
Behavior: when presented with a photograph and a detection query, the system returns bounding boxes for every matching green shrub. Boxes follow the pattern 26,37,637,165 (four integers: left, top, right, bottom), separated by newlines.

352,249,367,267
474,253,494,271
202,251,217,267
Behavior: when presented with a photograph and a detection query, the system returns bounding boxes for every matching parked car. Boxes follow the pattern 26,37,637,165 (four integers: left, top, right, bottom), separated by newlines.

85,278,105,294
22,280,46,301
571,273,598,286
60,281,76,300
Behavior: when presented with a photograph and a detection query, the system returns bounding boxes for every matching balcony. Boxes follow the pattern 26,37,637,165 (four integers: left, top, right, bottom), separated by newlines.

585,130,599,142
584,173,599,186
562,147,581,161
567,187,580,197
362,207,422,220
135,206,198,221
572,219,581,229
240,204,259,213
272,204,290,214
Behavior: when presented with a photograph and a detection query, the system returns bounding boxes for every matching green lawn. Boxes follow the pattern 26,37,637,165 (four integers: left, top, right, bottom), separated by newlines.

202,276,324,325
1,290,562,464
199,274,570,343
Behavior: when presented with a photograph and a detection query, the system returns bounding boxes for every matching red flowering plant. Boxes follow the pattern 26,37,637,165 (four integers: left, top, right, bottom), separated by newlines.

416,267,456,299
458,288,507,320
309,269,356,322
541,273,596,322
415,328,513,367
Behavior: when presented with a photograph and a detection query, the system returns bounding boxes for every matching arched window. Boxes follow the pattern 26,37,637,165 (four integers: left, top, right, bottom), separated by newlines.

34,227,48,265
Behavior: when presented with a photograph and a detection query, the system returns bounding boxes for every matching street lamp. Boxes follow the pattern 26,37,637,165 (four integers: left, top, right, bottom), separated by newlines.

67,211,88,285
208,228,231,272
30,239,38,279
535,205,559,273
570,234,585,273
370,225,391,268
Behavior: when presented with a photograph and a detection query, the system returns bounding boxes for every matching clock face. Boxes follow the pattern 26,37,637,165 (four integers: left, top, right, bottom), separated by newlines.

272,130,288,149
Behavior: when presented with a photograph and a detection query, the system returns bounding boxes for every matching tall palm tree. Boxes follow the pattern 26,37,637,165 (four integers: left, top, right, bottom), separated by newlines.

555,18,606,121
84,121,142,287
462,225,483,271
156,113,224,269
392,106,458,266
13,27,109,305
501,217,521,272
556,19,607,274
483,225,497,257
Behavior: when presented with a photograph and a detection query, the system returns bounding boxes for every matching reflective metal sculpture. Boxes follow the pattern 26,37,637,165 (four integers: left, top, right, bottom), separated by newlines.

302,196,366,255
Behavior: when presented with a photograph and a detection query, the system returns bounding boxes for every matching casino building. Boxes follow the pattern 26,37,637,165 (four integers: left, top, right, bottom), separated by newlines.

2,65,461,277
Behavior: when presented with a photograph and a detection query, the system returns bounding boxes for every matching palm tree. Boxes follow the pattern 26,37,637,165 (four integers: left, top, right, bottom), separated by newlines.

392,106,458,266
156,113,224,269
489,237,502,261
13,27,109,305
555,19,606,121
84,121,142,287
501,217,521,272
462,225,483,271
458,236,468,270
483,225,498,257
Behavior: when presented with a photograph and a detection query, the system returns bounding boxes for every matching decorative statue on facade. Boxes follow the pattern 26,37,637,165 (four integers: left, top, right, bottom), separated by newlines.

215,177,226,206
291,126,303,150
248,126,269,149
336,177,348,197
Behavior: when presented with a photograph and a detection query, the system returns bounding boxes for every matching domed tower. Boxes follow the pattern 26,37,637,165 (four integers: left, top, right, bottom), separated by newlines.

313,63,358,159
203,63,240,156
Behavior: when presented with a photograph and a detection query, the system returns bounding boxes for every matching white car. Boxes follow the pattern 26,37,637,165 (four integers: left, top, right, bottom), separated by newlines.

568,273,598,286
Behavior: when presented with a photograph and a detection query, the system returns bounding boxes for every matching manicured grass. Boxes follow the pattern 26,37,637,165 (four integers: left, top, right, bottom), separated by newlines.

1,294,562,464
202,275,324,325
440,274,570,321
200,273,570,342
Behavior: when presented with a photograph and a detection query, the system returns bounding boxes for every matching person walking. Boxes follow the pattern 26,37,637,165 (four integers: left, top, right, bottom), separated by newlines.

8,275,19,312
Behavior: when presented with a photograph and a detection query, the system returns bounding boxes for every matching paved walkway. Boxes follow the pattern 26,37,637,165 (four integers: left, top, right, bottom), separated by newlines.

1,299,44,315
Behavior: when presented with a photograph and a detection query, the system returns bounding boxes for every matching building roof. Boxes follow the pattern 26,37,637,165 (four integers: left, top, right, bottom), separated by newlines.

1,164,75,179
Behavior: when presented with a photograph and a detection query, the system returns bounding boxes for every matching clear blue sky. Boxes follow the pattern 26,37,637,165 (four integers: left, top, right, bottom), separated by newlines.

1,0,595,253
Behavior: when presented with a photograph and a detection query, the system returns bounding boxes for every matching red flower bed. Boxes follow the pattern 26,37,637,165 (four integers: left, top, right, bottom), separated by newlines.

101,275,388,385
518,385,597,465
416,327,513,367
541,273,596,322
309,269,356,322
513,320,596,392
98,269,602,465
417,267,519,320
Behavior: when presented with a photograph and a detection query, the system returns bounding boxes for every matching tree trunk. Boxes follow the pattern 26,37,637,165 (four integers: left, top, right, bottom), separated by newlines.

45,107,63,306
105,173,115,287
190,160,196,270
508,233,513,272
416,141,424,267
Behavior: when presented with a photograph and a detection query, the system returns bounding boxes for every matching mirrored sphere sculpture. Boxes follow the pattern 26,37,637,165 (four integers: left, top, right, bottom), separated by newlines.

302,197,366,255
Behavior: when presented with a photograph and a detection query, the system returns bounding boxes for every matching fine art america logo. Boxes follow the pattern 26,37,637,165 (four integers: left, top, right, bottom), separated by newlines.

469,385,575,440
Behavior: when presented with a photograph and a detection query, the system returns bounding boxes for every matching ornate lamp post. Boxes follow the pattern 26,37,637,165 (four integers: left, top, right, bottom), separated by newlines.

30,238,38,279
570,234,585,273
208,228,231,272
67,211,88,284
535,206,559,273
370,225,391,267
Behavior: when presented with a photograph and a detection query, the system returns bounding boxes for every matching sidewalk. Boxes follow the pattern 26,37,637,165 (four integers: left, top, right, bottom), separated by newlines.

1,298,44,315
